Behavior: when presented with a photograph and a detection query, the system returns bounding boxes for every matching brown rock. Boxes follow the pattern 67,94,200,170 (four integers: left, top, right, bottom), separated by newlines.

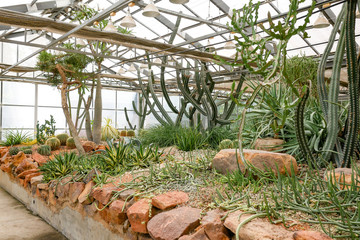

95,145,106,152
17,168,39,179
152,191,189,210
30,175,44,186
127,198,154,233
24,172,41,187
179,228,209,240
55,177,72,200
0,163,12,173
126,227,139,240
12,151,27,167
0,147,8,158
82,141,97,152
212,149,298,176
37,183,49,190
83,202,98,217
83,168,101,183
69,182,85,203
119,189,136,201
1,151,9,163
147,206,202,240
48,188,57,206
138,234,153,240
202,209,229,240
93,186,117,205
15,158,37,175
78,180,95,205
224,211,293,240
324,168,360,190
254,138,284,151
31,152,48,166
293,231,333,240
98,202,111,223
109,199,128,225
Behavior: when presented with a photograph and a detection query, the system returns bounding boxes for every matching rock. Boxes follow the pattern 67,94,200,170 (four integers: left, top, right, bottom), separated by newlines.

83,202,98,217
12,152,27,167
127,198,154,233
138,234,153,240
55,177,72,200
179,228,209,240
224,211,293,240
83,168,101,183
0,163,12,173
212,149,298,176
78,180,95,205
24,172,41,187
37,183,49,190
95,145,106,152
254,138,284,151
293,231,334,240
98,202,111,223
82,141,97,152
324,168,360,190
126,227,139,240
48,188,57,206
17,168,39,179
30,174,43,185
147,207,202,240
109,200,128,225
202,209,229,240
119,189,136,201
0,147,8,158
69,182,85,203
31,152,48,166
15,158,37,175
152,191,189,210
1,151,9,164
92,186,117,205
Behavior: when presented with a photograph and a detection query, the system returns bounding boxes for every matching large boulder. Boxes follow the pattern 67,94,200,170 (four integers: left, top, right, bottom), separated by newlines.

324,168,360,190
82,141,97,152
147,207,202,240
212,149,298,176
224,211,293,240
254,138,284,151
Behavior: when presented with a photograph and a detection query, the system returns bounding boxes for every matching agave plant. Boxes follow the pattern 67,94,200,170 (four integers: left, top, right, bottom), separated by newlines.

39,152,78,182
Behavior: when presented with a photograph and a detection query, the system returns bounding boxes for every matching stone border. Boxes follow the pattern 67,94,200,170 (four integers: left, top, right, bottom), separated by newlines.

0,170,124,240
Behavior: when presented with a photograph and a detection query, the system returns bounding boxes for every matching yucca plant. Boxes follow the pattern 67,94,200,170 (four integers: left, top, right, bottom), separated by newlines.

101,118,118,141
39,152,78,182
98,141,130,175
1,130,30,146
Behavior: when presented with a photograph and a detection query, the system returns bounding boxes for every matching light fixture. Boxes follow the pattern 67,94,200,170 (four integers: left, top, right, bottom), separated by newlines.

117,67,126,74
75,38,87,46
356,10,360,18
104,20,118,32
206,39,215,53
120,9,136,28
313,12,330,28
142,0,160,18
128,64,137,72
169,0,189,4
224,35,236,49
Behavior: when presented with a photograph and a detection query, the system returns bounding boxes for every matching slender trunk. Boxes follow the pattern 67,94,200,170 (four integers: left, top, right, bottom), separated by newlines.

92,62,102,144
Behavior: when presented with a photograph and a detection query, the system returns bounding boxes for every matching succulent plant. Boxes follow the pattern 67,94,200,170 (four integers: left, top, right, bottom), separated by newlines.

23,149,33,155
66,137,76,149
45,137,61,150
127,130,135,137
56,133,69,146
37,145,51,156
9,147,20,156
119,130,127,137
219,139,234,150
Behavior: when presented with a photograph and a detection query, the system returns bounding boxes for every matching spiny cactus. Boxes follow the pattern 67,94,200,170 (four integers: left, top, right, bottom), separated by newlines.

66,137,76,149
37,145,51,156
56,133,69,146
46,137,61,150
219,139,234,150
9,147,20,156
23,149,33,155
126,130,135,137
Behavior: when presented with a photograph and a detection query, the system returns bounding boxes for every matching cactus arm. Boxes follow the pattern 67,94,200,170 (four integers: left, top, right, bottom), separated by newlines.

317,5,346,117
124,107,135,130
132,100,143,117
321,23,346,163
295,85,316,166
148,71,174,125
137,70,168,126
175,99,188,126
342,0,359,167
200,66,217,122
223,75,245,120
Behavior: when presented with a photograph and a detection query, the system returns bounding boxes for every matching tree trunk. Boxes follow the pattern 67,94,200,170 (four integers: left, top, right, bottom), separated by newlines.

92,62,102,144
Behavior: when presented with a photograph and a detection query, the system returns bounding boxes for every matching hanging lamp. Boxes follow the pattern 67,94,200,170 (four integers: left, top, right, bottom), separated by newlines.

120,8,136,28
313,12,330,28
224,35,236,50
104,20,118,32
142,0,160,17
206,39,216,53
117,67,126,74
169,0,189,4
128,64,137,72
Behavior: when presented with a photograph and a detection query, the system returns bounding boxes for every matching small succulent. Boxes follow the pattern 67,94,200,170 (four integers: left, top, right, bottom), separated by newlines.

23,149,33,155
37,145,51,156
119,130,127,137
56,133,69,146
219,139,234,150
45,137,61,150
9,147,20,156
66,137,76,149
127,130,135,137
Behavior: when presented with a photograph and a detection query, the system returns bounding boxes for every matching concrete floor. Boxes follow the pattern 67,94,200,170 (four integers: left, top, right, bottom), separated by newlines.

0,187,67,240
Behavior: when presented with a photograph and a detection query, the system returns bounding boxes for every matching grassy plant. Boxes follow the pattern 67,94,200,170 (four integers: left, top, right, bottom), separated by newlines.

139,125,179,147
39,152,78,182
2,130,30,146
175,127,208,151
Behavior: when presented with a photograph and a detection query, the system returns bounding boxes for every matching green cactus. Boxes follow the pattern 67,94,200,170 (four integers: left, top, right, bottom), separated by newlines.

23,149,33,154
56,133,69,146
46,137,61,150
127,130,135,137
219,139,234,150
37,145,51,156
9,147,20,156
66,137,76,149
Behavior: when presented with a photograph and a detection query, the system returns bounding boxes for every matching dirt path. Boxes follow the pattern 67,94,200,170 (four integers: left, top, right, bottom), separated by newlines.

0,187,67,240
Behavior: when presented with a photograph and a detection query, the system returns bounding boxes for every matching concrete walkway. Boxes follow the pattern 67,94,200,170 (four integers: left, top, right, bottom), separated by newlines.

0,187,67,240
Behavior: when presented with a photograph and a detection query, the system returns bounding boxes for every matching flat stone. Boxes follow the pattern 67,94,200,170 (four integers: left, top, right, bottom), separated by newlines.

127,198,154,233
37,183,49,190
55,177,72,200
30,175,44,185
324,168,360,190
179,228,209,240
92,186,117,205
31,152,48,166
15,158,37,175
78,180,95,205
224,211,293,240
24,172,41,188
17,168,39,179
147,206,202,240
212,149,298,176
69,182,85,203
152,191,189,210
293,231,334,240
202,209,229,240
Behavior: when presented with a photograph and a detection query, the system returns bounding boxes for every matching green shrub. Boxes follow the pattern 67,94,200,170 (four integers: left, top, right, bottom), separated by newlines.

56,133,69,146
39,152,78,182
66,137,76,149
2,130,30,146
206,126,237,148
9,147,20,156
175,127,207,151
37,145,51,156
46,137,61,150
139,125,179,147
219,139,234,150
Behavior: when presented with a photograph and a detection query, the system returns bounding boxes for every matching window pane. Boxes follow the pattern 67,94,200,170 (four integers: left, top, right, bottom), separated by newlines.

3,81,35,105
117,110,137,129
102,89,116,109
38,107,66,130
38,85,61,107
117,91,137,110
2,106,34,128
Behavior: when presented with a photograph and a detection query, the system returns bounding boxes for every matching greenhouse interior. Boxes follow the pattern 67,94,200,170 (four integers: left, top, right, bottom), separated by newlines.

0,0,360,239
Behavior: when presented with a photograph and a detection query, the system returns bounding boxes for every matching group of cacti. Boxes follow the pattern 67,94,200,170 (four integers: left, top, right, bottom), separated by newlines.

34,133,75,156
